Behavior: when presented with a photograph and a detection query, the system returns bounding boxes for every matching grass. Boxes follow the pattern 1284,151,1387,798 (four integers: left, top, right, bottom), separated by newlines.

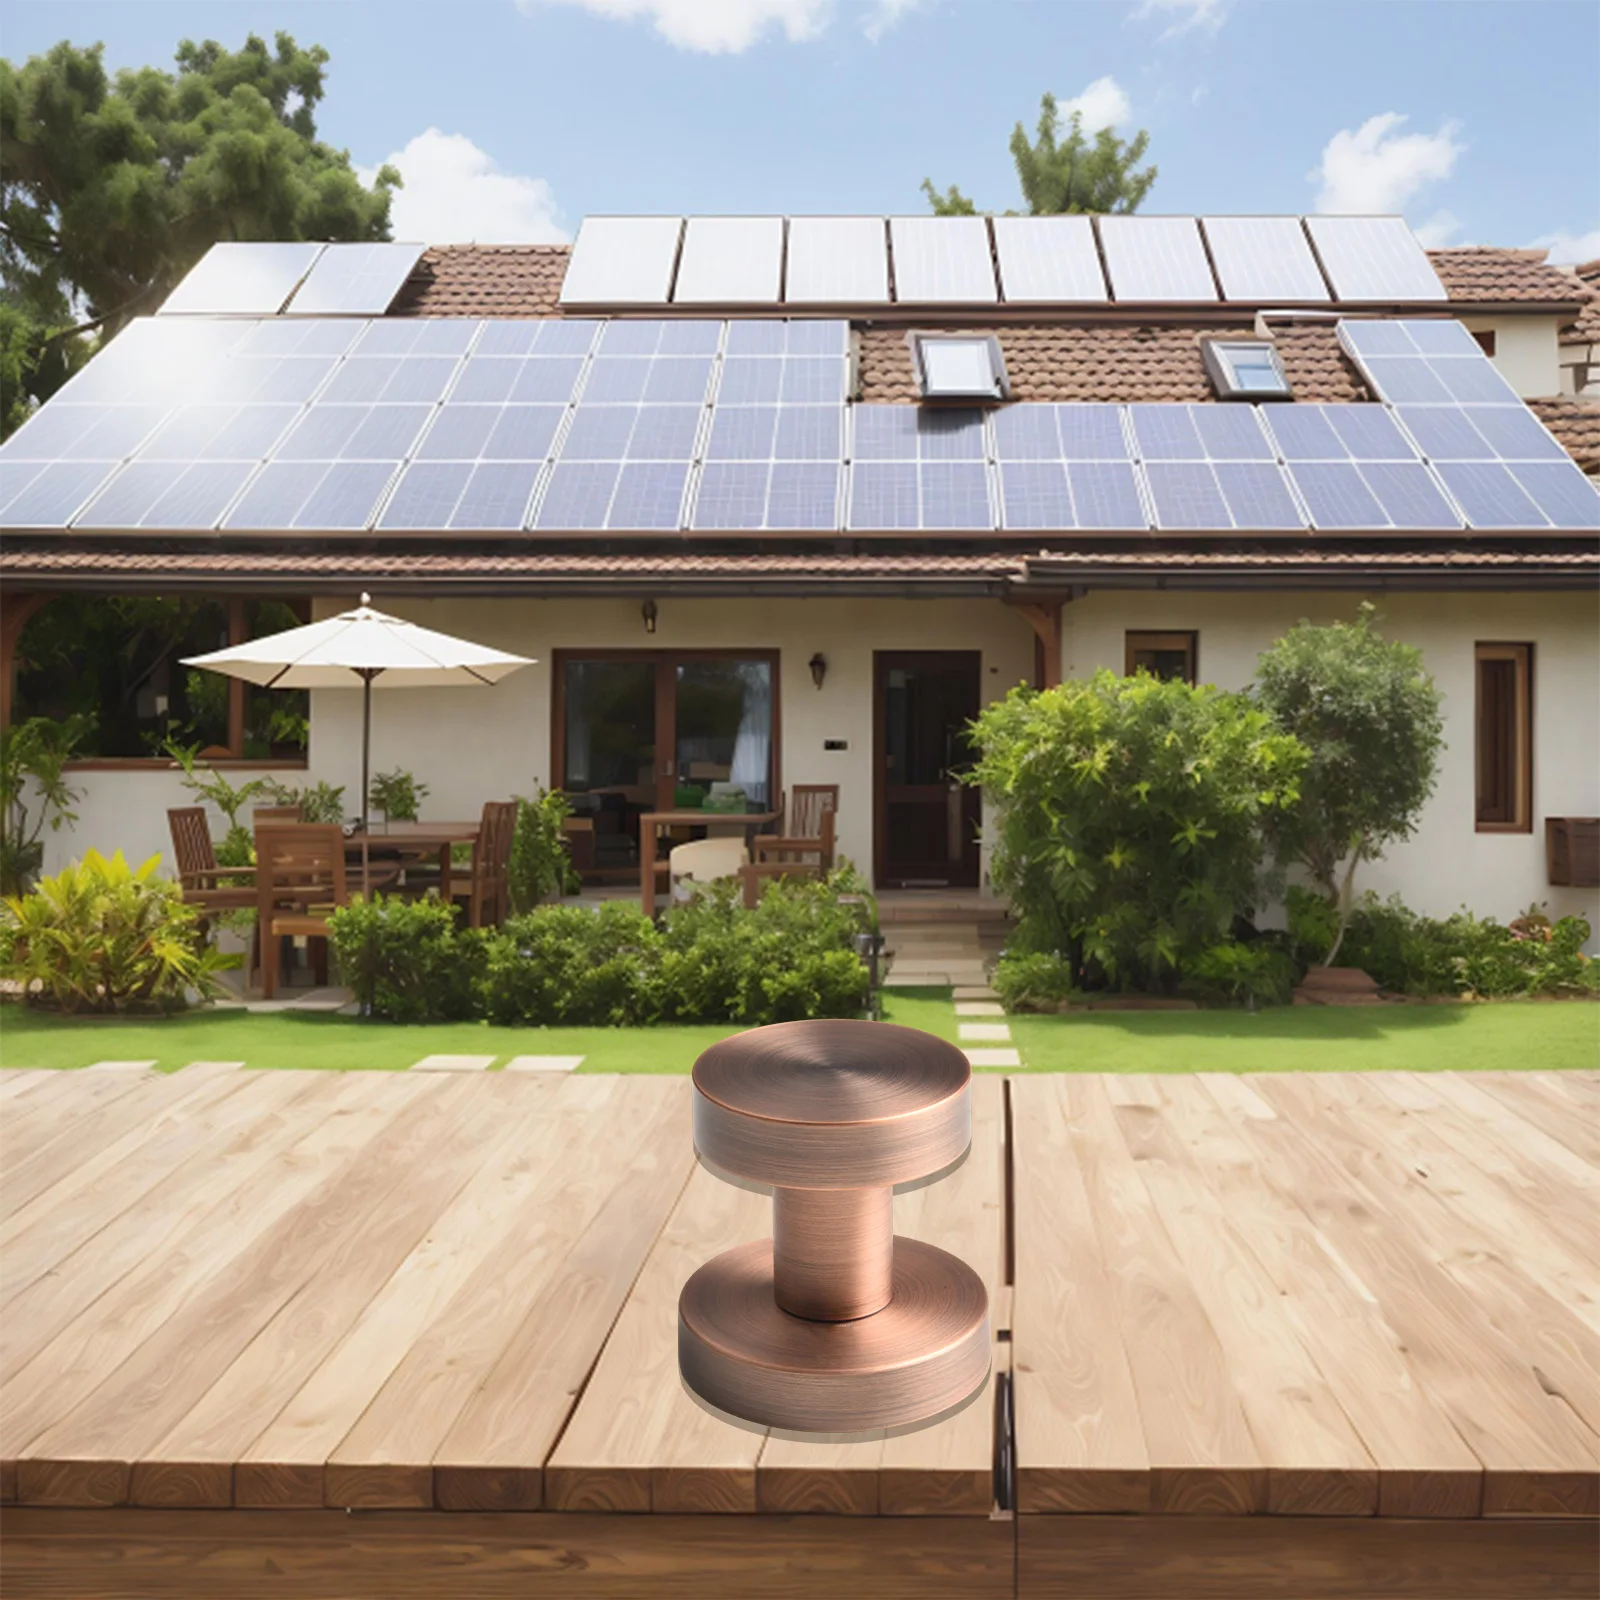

2,990,1593,1074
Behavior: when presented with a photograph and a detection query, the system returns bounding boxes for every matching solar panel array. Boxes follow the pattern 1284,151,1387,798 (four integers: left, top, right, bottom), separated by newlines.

158,243,327,316
5,314,1596,533
555,215,1453,307
284,243,427,316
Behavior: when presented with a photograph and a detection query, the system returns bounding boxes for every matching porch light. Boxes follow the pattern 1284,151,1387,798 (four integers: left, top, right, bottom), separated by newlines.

809,652,828,689
641,599,659,634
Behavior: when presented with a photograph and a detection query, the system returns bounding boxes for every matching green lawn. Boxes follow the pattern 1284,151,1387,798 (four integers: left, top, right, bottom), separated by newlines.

1,991,1593,1074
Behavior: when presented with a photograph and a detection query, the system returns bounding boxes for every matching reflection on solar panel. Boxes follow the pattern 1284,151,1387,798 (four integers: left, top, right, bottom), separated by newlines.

1098,217,1217,302
1305,217,1447,303
847,405,991,529
225,461,401,531
1127,404,1304,529
1201,217,1330,302
558,216,684,306
673,217,784,305
889,217,997,304
784,217,889,303
992,404,1144,530
285,243,427,316
159,243,326,316
993,217,1107,304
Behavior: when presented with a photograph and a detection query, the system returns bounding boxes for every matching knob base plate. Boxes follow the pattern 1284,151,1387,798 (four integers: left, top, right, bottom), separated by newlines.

678,1236,990,1432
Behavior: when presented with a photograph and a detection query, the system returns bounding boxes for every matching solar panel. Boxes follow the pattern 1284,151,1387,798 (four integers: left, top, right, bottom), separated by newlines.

1260,403,1417,462
1129,403,1304,529
558,216,684,306
1097,217,1217,303
1201,217,1331,303
673,217,784,305
159,243,326,315
75,460,257,529
225,460,400,531
993,404,1143,530
889,217,997,304
285,243,427,316
785,217,889,304
0,461,124,528
847,404,991,530
992,216,1107,304
1304,217,1447,303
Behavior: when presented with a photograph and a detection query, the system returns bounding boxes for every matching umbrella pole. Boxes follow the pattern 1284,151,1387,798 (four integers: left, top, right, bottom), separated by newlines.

359,668,378,897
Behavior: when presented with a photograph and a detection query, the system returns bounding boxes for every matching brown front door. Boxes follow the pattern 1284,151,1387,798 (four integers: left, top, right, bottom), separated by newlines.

874,651,981,888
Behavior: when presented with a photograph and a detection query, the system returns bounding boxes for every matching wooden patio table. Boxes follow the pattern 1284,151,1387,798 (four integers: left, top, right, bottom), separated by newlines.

638,809,780,913
349,821,482,902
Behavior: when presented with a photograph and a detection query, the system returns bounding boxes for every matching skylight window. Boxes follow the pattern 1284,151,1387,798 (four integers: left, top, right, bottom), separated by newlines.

1202,338,1293,401
910,334,1009,402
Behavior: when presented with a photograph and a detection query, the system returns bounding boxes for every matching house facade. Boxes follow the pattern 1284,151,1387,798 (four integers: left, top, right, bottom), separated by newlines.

3,217,1597,927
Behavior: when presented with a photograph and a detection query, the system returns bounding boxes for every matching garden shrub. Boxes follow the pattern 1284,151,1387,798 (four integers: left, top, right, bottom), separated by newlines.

1180,939,1298,1008
480,901,663,1027
1,849,235,1013
969,671,1306,994
992,952,1079,1013
506,788,579,914
327,895,485,1023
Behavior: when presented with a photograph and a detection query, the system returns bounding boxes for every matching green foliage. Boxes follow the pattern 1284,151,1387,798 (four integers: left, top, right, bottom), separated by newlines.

367,767,427,824
2,848,235,1012
1334,893,1598,999
326,895,484,1024
507,788,578,914
165,740,273,866
922,92,1157,217
0,713,88,895
1180,939,1298,1009
482,902,663,1028
1255,605,1443,963
992,951,1079,1013
1,33,397,431
1284,883,1340,965
267,778,345,824
970,672,1306,994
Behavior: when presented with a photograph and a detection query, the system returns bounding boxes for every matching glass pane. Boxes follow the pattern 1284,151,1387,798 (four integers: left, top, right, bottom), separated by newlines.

1131,647,1192,683
562,660,657,871
674,660,772,809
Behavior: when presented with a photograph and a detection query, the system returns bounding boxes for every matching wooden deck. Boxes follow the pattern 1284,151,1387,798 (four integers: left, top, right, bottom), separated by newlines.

1,1064,1596,1597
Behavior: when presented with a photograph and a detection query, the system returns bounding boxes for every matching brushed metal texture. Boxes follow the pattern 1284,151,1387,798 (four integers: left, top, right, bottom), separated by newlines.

773,1186,893,1321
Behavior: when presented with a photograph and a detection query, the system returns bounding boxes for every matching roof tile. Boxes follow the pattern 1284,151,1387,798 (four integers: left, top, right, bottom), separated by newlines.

1559,259,1600,346
1425,247,1584,304
1528,396,1600,470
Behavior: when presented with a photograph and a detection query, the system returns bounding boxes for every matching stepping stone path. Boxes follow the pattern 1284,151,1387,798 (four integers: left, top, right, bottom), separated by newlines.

955,1001,1004,1017
411,1054,496,1072
85,1060,157,1072
958,1022,1011,1042
504,1055,586,1073
939,982,1024,1069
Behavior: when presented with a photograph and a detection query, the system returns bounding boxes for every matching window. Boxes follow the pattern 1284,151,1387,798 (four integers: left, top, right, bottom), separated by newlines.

1471,329,1498,358
1125,631,1198,685
1475,643,1532,832
1201,338,1292,401
909,334,1009,401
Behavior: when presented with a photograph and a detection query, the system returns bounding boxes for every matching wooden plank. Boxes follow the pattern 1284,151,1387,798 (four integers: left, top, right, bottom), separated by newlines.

1019,1512,1600,1599
12,1073,447,1505
1104,1077,1379,1516
1464,1072,1600,1167
431,1077,695,1513
0,1069,61,1099
544,1162,772,1513
130,1075,557,1508
0,1070,161,1170
325,1076,692,1512
1237,1074,1599,1517
0,1508,1017,1600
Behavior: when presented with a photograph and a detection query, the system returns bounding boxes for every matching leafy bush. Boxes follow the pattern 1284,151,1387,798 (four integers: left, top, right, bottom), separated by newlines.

992,952,1079,1013
481,901,662,1027
0,714,89,895
2,849,235,1013
368,768,428,824
1180,939,1298,1008
269,779,346,825
969,672,1306,994
507,788,579,913
326,895,484,1023
166,741,274,866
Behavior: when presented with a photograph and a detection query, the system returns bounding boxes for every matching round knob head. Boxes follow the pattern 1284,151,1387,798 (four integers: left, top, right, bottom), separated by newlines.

691,1019,971,1189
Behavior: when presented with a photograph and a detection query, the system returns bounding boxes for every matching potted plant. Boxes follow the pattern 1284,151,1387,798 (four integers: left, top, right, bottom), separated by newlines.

367,768,428,832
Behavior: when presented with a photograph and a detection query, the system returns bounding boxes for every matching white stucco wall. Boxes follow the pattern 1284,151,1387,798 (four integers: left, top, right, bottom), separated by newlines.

1459,314,1562,397
1061,588,1600,928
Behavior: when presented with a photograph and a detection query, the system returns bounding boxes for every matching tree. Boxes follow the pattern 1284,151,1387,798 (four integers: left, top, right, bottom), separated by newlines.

0,32,398,432
1254,605,1444,966
922,92,1157,217
968,672,1306,994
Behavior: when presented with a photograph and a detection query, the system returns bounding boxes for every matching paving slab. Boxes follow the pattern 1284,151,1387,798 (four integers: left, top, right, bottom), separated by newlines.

503,1055,586,1073
952,985,999,1001
411,1054,497,1073
958,1022,1012,1042
962,1047,1022,1068
85,1060,157,1072
954,1000,1005,1016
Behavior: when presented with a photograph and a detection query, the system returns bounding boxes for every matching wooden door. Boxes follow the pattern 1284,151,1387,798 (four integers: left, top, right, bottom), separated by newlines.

873,651,982,888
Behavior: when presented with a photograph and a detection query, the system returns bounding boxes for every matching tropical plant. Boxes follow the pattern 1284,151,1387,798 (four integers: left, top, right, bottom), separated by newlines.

165,740,272,866
2,848,235,1012
367,767,428,825
506,787,579,913
267,779,345,824
1255,605,1444,965
0,713,88,895
922,91,1156,217
969,672,1306,994
1180,939,1298,1009
992,951,1079,1013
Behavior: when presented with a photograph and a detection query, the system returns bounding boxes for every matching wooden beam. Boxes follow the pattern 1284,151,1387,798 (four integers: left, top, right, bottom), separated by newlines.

0,591,50,729
1007,600,1064,690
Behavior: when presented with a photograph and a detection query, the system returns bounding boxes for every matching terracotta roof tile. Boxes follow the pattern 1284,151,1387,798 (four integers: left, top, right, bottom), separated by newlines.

1426,247,1583,304
1529,396,1600,470
1559,259,1600,346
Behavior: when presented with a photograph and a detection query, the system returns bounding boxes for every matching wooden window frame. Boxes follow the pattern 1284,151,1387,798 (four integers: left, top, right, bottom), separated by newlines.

1474,642,1533,834
1124,630,1199,686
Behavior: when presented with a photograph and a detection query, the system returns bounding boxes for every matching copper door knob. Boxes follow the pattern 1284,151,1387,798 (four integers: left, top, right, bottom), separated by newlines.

678,1020,990,1432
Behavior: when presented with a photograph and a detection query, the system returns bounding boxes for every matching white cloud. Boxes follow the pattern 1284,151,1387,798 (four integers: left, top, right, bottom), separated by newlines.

1059,76,1132,133
862,0,921,42
1132,0,1227,38
1413,210,1461,248
526,0,832,52
361,130,567,245
1529,226,1600,264
1311,112,1463,215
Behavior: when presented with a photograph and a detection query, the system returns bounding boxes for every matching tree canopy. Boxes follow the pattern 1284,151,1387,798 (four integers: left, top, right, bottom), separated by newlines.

922,92,1157,218
0,32,398,432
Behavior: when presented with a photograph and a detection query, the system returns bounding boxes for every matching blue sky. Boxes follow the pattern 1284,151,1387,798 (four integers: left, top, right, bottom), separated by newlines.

8,0,1598,259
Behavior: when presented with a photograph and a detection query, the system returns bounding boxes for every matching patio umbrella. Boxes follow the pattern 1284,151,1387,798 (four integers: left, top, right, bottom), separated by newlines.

183,595,534,834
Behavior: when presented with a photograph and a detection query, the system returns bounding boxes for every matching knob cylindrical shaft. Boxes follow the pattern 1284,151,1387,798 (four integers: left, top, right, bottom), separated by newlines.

772,1185,892,1321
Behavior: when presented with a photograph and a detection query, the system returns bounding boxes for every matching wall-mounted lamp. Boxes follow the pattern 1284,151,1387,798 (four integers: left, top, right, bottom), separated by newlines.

808,652,828,690
641,599,659,635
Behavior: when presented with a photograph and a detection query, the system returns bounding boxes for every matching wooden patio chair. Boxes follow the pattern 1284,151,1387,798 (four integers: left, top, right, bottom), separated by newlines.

743,785,838,907
455,799,519,927
251,803,302,825
167,806,257,917
254,824,350,1000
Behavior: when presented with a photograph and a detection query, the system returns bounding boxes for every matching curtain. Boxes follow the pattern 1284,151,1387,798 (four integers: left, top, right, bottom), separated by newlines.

728,661,772,805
